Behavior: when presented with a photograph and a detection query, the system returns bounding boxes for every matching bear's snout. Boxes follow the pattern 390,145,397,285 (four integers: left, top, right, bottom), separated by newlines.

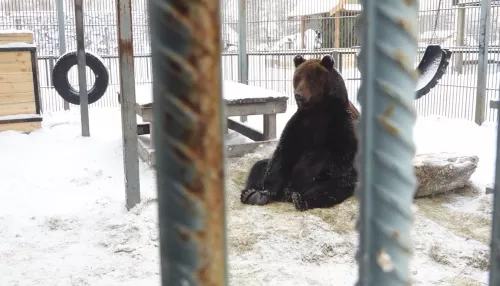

294,92,305,102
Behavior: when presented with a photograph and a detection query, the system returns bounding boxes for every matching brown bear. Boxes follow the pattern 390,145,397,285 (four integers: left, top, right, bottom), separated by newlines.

240,54,358,211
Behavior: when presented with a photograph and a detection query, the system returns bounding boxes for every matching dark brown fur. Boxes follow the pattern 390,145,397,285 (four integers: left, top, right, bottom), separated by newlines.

240,55,358,211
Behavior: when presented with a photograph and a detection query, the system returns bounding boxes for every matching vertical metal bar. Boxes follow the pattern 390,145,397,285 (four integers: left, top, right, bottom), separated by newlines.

355,0,418,285
75,0,90,136
117,0,141,210
475,0,492,125
489,84,500,285
149,0,228,284
238,0,248,122
238,0,248,85
57,0,69,110
455,4,465,74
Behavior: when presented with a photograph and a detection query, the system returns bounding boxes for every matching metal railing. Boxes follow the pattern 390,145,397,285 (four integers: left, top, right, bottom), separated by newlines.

1,0,500,122
35,45,499,123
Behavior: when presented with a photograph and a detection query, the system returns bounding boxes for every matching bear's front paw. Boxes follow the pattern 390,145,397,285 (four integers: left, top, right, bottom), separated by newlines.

291,192,308,211
241,189,271,205
283,186,294,202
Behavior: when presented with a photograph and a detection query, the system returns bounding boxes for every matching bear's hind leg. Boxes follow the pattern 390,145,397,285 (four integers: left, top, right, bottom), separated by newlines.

291,179,355,211
241,159,273,206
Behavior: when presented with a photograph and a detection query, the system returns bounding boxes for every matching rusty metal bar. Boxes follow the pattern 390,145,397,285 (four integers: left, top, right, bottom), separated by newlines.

116,0,141,210
74,0,89,136
149,0,228,284
355,0,419,285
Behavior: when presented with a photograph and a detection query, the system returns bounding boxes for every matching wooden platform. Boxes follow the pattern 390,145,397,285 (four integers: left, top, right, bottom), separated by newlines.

0,30,42,133
0,114,42,133
118,82,289,166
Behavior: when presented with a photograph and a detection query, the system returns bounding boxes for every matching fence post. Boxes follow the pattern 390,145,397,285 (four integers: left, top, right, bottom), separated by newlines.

116,0,141,211
475,0,491,125
74,0,90,137
489,84,500,285
454,4,465,74
355,0,418,284
149,0,228,284
238,0,248,122
238,0,248,85
57,0,70,111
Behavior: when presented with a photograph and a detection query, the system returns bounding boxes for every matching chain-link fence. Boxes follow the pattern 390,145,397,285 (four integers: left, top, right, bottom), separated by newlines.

0,0,499,122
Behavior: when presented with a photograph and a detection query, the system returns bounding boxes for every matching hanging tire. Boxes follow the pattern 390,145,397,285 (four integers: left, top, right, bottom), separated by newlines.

52,50,109,105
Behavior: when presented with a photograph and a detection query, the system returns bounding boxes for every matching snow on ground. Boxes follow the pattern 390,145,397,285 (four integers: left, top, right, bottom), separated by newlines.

0,101,498,285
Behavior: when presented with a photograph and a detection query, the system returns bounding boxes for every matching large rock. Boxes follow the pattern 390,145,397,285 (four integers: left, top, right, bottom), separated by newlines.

414,153,479,198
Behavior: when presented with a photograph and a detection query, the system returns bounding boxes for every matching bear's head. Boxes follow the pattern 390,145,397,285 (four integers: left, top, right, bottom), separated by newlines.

292,54,347,110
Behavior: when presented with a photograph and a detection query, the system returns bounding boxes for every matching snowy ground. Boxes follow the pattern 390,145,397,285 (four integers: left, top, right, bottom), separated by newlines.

0,103,497,285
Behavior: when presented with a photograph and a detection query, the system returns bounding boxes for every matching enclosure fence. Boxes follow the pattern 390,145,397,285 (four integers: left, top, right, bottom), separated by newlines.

0,0,499,122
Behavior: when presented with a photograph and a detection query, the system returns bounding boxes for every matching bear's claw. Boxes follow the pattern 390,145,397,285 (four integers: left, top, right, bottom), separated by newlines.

241,189,271,205
292,192,308,211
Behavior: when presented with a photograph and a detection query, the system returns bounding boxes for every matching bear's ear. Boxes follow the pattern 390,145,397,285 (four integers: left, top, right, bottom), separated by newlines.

293,55,306,68
320,55,335,70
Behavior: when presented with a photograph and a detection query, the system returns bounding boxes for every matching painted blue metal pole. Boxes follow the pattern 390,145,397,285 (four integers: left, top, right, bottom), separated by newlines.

488,70,500,285
149,0,228,284
116,0,140,210
355,0,419,285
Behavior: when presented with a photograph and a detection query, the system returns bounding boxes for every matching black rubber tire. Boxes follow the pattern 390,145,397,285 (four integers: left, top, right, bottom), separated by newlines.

52,51,109,105
415,48,452,99
355,46,452,100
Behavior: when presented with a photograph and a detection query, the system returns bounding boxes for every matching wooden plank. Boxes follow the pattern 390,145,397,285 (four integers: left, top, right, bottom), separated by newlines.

226,101,287,117
0,82,34,94
490,99,500,109
0,114,42,124
138,135,155,166
486,186,494,194
0,62,32,73
137,123,150,135
150,120,156,149
226,140,277,158
136,100,288,120
0,51,31,64
0,92,34,104
227,118,264,141
0,101,36,116
299,17,306,49
0,121,40,132
135,103,153,121
0,72,33,83
0,33,34,44
334,11,341,48
263,114,277,140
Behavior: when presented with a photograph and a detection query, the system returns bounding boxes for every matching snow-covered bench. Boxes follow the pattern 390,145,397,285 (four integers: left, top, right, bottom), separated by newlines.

118,81,289,166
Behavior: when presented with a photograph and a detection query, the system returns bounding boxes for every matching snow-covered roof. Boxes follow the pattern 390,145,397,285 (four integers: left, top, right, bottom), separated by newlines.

342,4,362,12
288,0,340,17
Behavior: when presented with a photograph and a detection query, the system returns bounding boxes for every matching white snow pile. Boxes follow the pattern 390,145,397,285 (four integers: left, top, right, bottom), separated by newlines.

0,105,497,285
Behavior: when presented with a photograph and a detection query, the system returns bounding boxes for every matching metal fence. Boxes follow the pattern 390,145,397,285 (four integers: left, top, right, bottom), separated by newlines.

0,0,499,122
